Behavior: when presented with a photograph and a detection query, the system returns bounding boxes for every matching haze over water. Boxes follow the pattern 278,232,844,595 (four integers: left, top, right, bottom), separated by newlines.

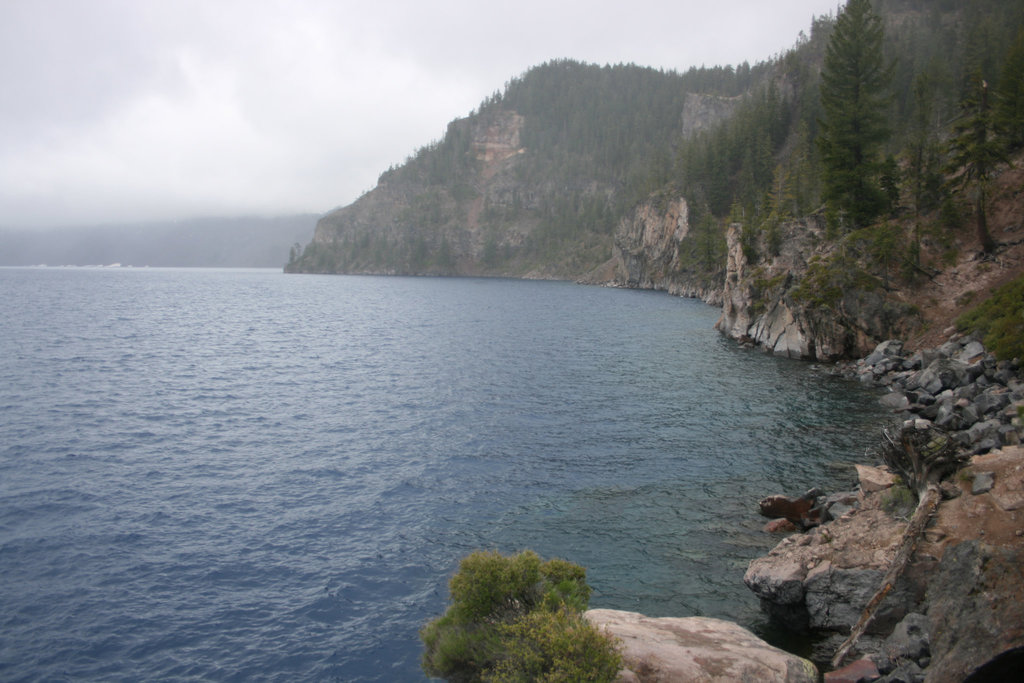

0,268,889,680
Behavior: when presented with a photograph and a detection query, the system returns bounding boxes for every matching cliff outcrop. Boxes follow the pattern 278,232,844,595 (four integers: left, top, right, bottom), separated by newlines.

286,60,743,280
680,92,743,138
606,196,723,303
716,217,921,361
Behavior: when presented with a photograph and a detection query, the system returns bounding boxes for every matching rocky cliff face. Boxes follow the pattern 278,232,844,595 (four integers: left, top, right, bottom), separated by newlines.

716,218,920,361
680,92,743,138
604,195,724,304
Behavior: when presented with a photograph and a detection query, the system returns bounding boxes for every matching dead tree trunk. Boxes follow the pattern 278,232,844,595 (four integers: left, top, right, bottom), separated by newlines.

830,424,966,670
830,483,941,669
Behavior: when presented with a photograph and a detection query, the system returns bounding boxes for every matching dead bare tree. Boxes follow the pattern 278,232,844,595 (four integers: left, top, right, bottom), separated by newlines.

831,423,967,670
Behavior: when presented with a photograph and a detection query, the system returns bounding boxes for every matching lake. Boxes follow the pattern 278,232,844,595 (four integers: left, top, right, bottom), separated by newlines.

0,267,889,681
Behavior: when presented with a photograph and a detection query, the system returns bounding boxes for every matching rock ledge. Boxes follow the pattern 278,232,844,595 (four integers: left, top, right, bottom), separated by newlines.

585,608,817,682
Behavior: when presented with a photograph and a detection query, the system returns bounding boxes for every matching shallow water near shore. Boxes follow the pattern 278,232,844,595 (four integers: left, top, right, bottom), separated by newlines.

0,267,890,680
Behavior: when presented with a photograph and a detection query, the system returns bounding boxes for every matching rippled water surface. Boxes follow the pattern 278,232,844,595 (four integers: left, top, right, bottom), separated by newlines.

0,267,889,681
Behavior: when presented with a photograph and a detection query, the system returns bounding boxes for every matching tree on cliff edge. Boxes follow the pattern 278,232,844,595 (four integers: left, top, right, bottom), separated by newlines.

818,0,893,230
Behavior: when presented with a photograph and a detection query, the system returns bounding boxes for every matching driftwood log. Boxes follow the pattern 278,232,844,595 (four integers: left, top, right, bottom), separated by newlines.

830,424,966,670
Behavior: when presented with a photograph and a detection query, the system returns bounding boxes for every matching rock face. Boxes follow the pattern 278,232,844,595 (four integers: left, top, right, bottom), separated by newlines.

680,92,743,137
608,196,723,303
584,609,817,682
716,218,920,360
291,106,537,277
925,541,1024,683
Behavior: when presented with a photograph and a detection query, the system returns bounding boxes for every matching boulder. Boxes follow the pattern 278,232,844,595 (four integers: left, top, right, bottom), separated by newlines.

758,491,824,528
825,657,880,683
855,465,897,493
584,609,818,682
957,340,986,363
865,340,905,366
975,391,1010,415
971,471,995,495
804,565,917,634
880,392,910,411
880,612,930,667
915,359,969,395
745,557,808,607
765,518,799,533
967,419,1003,446
824,491,860,522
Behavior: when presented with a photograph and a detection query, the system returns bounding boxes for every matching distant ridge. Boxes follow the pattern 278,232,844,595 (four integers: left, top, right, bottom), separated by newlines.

0,214,318,268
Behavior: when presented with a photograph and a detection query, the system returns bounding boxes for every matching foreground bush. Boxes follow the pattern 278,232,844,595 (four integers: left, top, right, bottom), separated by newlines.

420,550,620,682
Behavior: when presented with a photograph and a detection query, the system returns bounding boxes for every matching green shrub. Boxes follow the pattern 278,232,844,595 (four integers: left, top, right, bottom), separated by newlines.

483,610,622,683
882,483,915,518
956,273,1024,361
421,550,619,682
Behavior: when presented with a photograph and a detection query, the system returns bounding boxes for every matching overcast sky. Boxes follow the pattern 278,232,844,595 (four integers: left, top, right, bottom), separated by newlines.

0,0,840,229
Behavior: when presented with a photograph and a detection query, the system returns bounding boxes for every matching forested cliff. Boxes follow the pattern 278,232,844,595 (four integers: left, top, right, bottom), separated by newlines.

288,0,1024,360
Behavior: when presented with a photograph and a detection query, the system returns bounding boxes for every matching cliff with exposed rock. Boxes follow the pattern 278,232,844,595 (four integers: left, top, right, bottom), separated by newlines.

715,217,921,361
605,195,724,304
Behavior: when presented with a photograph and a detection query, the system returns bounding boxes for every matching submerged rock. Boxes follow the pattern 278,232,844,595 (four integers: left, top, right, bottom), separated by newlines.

585,609,818,682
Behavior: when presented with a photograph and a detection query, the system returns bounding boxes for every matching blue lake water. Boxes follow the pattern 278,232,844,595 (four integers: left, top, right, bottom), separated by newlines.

0,267,889,681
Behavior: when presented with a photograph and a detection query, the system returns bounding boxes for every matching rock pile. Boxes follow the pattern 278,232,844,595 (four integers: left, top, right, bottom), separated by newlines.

837,333,1024,453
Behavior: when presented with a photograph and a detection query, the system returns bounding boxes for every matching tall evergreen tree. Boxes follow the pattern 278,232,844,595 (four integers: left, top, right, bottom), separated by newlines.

946,76,1007,253
818,0,893,229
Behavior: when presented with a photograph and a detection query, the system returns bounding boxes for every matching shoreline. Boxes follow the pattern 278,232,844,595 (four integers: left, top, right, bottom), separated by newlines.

746,332,1023,681
593,328,1023,681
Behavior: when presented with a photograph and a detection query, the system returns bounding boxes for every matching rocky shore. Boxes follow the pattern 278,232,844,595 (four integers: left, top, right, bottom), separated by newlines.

578,332,1023,682
747,332,1024,682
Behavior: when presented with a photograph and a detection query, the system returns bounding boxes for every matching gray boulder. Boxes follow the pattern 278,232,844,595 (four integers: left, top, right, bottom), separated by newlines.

957,340,986,363
881,612,930,666
866,340,906,366
975,391,1010,415
804,566,916,634
967,419,1003,445
971,471,995,495
916,359,970,394
880,392,910,411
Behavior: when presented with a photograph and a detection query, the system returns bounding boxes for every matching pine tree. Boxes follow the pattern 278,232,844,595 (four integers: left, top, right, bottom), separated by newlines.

945,75,1007,253
996,28,1024,150
818,0,893,229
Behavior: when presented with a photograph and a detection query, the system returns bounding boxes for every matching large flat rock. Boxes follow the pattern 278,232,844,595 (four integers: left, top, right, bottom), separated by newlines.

585,609,817,682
